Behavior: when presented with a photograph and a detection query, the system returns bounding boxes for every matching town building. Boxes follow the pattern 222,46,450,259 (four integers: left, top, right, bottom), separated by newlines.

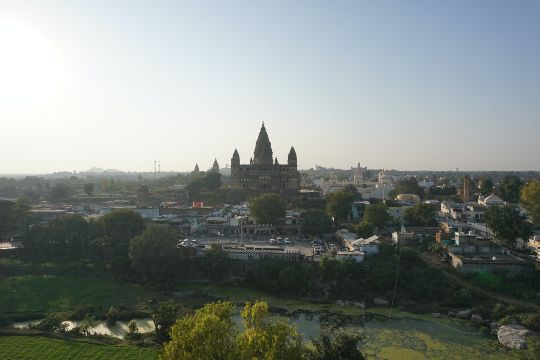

447,232,532,273
229,123,300,202
478,193,505,207
345,235,381,255
220,245,302,262
392,225,416,245
336,251,365,262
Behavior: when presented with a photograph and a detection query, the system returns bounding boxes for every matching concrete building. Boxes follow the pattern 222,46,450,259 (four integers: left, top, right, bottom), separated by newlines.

221,245,302,262
392,225,416,245
346,235,381,255
336,251,365,262
447,232,532,273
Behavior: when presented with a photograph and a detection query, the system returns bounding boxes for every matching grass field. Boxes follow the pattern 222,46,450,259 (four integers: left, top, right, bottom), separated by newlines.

0,274,161,317
0,336,158,360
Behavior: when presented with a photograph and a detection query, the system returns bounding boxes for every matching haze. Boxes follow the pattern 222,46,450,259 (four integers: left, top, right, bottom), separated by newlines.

1,0,539,174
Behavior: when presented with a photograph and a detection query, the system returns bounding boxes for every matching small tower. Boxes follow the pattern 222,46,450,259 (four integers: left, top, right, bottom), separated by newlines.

462,175,474,202
287,146,297,167
231,149,240,167
192,163,200,175
212,159,219,173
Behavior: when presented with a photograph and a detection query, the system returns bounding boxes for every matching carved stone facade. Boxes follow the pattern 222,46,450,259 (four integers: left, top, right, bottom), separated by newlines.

229,124,300,202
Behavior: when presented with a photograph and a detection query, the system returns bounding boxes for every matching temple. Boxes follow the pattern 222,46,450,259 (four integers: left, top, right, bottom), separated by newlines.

229,123,300,202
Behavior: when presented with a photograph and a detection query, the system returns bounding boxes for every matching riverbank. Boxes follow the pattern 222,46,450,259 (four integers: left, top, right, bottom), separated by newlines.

0,259,525,359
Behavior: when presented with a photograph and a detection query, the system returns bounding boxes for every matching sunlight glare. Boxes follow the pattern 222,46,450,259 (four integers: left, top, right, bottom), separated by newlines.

0,19,65,111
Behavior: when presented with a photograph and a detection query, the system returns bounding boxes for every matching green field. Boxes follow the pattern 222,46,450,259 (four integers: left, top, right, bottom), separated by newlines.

0,274,161,317
0,336,158,360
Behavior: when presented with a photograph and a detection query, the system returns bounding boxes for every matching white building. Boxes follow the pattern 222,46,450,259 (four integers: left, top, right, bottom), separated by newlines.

478,194,505,207
347,235,381,255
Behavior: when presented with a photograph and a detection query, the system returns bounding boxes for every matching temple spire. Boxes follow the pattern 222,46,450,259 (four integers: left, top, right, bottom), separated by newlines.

253,122,273,165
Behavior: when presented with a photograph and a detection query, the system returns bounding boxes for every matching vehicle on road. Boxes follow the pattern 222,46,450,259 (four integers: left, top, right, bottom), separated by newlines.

269,238,277,245
284,238,291,244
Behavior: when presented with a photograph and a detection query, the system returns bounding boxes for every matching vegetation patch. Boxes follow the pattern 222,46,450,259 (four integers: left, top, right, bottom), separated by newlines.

0,336,158,360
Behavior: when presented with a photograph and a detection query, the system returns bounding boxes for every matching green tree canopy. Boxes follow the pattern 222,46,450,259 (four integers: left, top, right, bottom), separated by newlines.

129,224,178,281
478,178,494,196
161,301,303,360
521,180,540,228
48,183,71,203
162,301,238,360
0,199,29,240
153,300,186,343
325,191,355,221
496,175,524,203
249,193,286,224
404,203,437,226
301,209,333,236
352,221,374,238
237,301,303,360
100,209,145,261
305,332,365,360
363,203,390,231
389,177,425,199
83,183,94,196
186,172,222,198
485,205,533,249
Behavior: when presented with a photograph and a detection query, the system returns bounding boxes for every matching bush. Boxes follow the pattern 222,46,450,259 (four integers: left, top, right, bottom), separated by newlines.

32,313,68,333
124,320,142,342
520,312,540,332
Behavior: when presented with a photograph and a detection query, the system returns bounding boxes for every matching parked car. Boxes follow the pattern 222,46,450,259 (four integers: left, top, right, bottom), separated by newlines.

313,246,323,255
269,238,277,245
284,238,291,244
276,237,283,244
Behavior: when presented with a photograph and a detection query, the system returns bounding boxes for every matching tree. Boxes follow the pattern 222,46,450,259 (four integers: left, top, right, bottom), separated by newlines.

100,209,145,261
485,205,533,249
478,178,494,196
342,185,362,200
301,209,333,236
129,224,178,281
48,183,71,202
161,301,303,360
521,180,540,228
154,300,185,343
186,172,222,198
124,320,141,342
496,175,524,203
404,203,437,226
162,301,237,360
363,203,390,231
0,199,28,240
389,177,425,199
325,191,355,221
288,196,326,210
203,172,222,191
352,221,374,238
249,193,286,224
198,244,230,281
305,332,365,360
237,301,303,360
83,183,94,196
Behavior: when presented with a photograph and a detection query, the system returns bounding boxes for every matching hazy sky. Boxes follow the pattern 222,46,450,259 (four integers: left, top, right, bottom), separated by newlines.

1,0,539,173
